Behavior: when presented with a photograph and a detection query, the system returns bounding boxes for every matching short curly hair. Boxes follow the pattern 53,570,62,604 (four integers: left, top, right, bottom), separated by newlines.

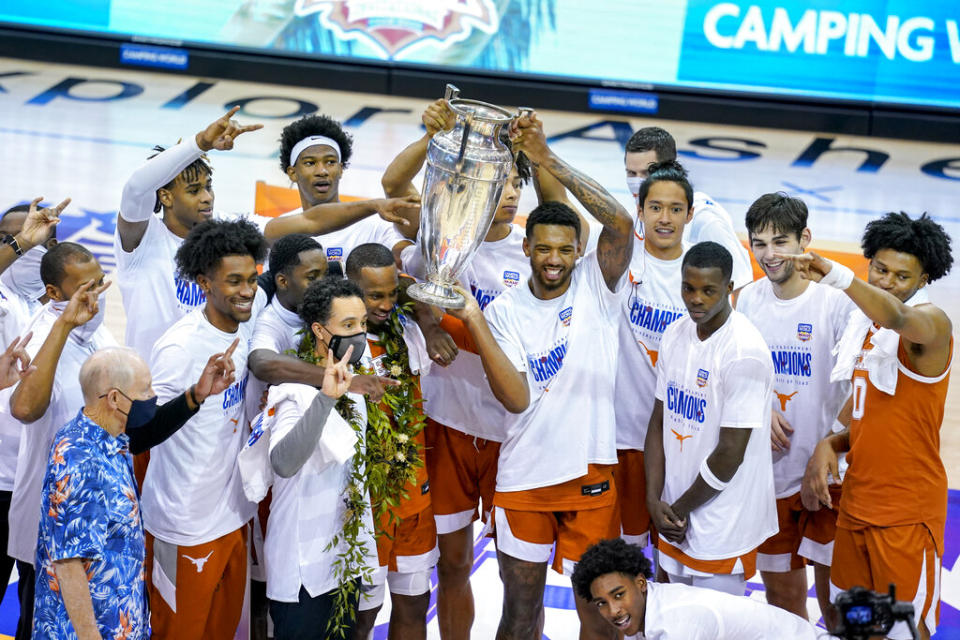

526,201,581,241
571,539,653,602
861,212,953,283
175,218,268,281
299,276,363,327
279,114,354,173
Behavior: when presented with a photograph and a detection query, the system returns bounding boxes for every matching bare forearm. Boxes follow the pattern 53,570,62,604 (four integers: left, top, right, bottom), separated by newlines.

533,165,588,252
264,200,380,241
644,404,666,504
844,278,946,345
463,314,529,413
248,350,324,386
11,320,70,422
540,151,632,237
826,428,851,454
54,559,100,640
382,135,429,198
672,429,750,518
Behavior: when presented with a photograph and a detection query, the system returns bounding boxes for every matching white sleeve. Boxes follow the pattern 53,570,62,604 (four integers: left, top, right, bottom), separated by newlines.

400,244,427,280
374,219,408,252
719,357,771,429
691,215,752,289
655,347,668,402
583,250,628,316
250,314,283,354
655,606,722,639
150,341,191,404
484,300,526,372
120,137,204,224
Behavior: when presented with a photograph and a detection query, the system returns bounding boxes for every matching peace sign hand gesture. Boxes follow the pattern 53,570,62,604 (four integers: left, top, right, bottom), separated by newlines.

18,197,67,250
60,279,111,329
0,333,36,390
321,345,355,400
195,106,264,152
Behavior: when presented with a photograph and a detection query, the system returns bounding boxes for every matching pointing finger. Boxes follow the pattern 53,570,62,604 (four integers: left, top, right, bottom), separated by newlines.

224,338,240,359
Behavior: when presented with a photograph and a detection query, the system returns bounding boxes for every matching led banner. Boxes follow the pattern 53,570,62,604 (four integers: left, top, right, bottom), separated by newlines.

1,0,958,109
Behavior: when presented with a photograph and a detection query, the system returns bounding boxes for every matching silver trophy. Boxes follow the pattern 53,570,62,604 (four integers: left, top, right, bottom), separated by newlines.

407,85,528,309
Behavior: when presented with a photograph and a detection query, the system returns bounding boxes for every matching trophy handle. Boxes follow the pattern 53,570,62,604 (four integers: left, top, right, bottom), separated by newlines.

445,84,461,101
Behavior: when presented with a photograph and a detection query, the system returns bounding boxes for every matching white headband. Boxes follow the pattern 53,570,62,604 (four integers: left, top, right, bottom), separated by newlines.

289,135,342,166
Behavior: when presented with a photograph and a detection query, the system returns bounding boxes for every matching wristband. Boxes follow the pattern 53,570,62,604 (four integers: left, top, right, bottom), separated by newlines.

819,259,854,290
699,458,729,491
2,235,22,257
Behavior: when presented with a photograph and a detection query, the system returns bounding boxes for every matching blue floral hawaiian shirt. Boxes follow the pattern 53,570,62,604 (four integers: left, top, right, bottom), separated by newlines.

34,410,148,640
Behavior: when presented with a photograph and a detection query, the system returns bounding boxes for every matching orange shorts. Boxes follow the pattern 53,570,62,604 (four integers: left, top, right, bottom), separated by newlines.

424,418,500,535
145,526,248,640
492,466,620,576
757,485,842,572
658,539,757,577
830,524,941,639
376,505,439,574
613,449,652,546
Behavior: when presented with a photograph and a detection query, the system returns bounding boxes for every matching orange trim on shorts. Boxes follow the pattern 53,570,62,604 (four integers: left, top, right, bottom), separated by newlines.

658,539,757,576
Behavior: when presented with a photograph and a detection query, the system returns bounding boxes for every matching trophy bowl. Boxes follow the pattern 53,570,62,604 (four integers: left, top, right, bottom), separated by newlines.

407,85,519,309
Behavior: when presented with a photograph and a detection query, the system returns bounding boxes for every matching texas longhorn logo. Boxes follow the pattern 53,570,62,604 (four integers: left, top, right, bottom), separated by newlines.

294,0,500,59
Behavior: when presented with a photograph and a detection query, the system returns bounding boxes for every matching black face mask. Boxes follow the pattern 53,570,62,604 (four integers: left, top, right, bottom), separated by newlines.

104,389,158,430
325,330,366,366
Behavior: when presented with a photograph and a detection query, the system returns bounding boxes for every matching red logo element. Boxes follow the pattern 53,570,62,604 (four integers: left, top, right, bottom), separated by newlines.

295,0,500,59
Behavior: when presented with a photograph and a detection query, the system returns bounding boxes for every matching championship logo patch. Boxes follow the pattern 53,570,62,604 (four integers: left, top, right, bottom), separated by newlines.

503,270,520,287
797,323,813,342
696,368,709,387
559,306,573,327
326,247,343,261
247,414,265,447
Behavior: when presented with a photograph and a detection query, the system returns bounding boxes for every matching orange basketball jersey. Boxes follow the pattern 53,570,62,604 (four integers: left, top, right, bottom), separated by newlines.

839,329,952,551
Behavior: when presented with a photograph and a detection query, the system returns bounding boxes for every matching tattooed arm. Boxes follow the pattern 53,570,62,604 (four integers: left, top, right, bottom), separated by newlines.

512,113,632,290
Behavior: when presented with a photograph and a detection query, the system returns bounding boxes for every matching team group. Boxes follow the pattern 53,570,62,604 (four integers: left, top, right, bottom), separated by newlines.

0,96,951,640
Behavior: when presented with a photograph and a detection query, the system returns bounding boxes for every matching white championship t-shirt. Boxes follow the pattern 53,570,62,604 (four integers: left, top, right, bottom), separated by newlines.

251,296,303,356
281,208,406,271
485,251,625,492
615,238,687,450
687,192,753,290
402,225,530,441
0,283,38,491
8,305,116,563
142,309,259,546
655,311,777,560
736,279,854,498
631,581,816,639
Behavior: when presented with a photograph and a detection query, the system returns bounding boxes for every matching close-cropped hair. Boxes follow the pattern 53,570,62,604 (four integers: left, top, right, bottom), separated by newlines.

571,539,653,602
268,233,323,277
175,218,268,281
625,126,677,162
525,201,581,242
861,211,953,283
279,114,354,172
345,243,396,279
40,242,94,288
682,240,733,283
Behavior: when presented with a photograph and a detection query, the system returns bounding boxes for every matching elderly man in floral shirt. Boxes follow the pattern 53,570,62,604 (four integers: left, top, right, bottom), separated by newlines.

33,344,236,640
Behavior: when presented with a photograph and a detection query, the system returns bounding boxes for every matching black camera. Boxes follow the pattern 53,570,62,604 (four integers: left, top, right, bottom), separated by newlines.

832,584,919,640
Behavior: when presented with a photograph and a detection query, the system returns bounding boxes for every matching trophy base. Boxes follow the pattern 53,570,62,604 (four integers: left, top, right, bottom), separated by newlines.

407,282,466,309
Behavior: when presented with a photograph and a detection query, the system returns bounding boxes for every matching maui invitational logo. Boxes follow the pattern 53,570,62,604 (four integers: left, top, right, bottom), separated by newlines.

294,0,500,59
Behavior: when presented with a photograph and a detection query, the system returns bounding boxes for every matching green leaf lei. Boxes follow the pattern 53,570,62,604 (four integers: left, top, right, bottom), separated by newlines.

289,303,426,637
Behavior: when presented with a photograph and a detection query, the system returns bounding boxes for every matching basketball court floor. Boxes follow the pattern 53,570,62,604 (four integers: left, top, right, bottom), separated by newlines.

0,56,958,638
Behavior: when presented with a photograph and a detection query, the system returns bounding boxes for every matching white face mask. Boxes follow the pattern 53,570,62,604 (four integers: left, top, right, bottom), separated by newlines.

626,176,644,202
49,295,106,343
0,245,47,302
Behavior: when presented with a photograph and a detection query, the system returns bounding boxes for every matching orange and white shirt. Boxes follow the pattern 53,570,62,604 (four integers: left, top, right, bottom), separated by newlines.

142,309,259,546
401,225,529,442
615,239,686,450
736,279,853,498
839,328,952,551
655,311,777,560
484,251,626,492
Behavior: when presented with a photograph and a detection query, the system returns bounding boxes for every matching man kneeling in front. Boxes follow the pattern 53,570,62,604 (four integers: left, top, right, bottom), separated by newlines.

571,539,816,639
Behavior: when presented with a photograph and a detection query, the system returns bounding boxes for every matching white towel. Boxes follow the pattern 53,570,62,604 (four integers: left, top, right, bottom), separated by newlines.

830,289,930,395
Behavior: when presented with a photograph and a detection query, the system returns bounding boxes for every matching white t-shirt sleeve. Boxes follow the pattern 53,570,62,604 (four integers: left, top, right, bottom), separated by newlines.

250,316,283,354
657,608,722,639
399,244,426,280
374,219,408,252
120,137,204,224
719,356,770,429
484,300,526,372
150,341,191,404
584,249,628,315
